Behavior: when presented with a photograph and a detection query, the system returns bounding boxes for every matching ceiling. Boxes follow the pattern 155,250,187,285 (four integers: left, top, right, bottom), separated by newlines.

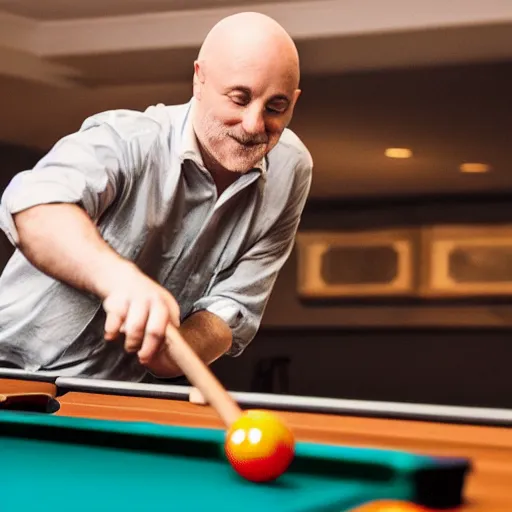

0,0,297,20
0,0,511,199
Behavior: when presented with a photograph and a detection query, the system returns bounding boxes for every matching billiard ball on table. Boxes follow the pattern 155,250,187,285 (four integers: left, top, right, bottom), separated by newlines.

224,409,295,482
350,500,430,511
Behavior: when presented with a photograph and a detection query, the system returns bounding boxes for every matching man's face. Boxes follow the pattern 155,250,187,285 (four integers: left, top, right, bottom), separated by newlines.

193,54,300,173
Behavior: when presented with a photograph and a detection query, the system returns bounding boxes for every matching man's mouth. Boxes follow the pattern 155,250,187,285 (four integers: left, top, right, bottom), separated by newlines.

230,135,266,148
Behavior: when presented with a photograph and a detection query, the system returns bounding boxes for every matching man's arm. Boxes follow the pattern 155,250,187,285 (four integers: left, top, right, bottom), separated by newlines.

15,203,130,299
15,203,182,366
145,310,232,378
1,113,181,364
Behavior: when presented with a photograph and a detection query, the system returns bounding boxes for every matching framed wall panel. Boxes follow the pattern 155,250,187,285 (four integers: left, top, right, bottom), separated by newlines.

420,225,512,297
296,230,416,299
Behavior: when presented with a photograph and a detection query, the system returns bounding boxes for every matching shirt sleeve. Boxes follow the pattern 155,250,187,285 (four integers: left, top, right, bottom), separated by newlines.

0,110,159,246
191,158,313,356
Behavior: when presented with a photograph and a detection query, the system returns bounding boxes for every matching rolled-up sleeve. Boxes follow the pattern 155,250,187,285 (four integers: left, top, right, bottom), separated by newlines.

192,158,312,356
0,110,157,246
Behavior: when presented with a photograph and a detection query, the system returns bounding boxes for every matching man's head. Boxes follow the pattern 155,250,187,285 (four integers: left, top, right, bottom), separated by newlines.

192,12,301,174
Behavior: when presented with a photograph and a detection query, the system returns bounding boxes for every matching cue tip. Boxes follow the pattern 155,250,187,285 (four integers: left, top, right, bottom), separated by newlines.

189,387,207,405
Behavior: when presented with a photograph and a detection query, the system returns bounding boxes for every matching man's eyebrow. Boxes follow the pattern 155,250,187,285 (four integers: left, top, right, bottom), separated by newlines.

227,86,252,95
226,87,290,104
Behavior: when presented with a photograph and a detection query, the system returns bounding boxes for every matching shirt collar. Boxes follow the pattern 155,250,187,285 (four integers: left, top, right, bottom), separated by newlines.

178,99,267,176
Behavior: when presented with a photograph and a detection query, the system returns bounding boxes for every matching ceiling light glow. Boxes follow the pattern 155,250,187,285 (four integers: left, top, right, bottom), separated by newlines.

385,148,412,159
459,163,491,173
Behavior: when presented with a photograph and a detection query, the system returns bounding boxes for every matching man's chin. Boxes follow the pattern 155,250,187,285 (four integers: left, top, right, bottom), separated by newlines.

225,160,260,173
219,154,264,173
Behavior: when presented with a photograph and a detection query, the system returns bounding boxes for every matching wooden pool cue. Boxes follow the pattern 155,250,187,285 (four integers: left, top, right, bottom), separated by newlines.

164,325,241,427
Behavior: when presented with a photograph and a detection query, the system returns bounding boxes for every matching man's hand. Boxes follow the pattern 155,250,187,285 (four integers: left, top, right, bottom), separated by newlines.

101,263,180,365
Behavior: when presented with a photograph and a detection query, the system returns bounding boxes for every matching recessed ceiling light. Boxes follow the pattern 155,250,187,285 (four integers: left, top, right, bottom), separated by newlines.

385,148,412,159
459,163,491,173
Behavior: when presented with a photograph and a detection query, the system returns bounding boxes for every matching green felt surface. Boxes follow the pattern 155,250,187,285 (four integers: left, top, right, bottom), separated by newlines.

0,411,430,511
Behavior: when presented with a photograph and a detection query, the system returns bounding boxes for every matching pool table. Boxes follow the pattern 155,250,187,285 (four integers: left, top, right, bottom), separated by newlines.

0,370,511,511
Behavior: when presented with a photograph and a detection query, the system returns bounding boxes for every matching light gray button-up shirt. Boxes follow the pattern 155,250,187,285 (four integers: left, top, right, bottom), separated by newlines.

0,100,312,381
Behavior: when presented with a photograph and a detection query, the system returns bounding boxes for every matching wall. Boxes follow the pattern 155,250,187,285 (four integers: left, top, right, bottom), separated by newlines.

264,196,512,329
211,327,512,408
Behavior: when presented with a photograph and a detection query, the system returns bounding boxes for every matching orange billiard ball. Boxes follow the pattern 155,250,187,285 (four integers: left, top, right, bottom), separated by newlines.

224,410,295,482
350,500,429,511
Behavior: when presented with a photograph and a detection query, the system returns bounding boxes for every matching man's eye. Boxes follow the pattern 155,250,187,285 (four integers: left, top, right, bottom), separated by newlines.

267,105,287,114
230,95,249,106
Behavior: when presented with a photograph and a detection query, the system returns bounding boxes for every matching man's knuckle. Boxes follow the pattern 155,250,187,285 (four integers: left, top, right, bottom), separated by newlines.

125,324,145,337
145,327,164,338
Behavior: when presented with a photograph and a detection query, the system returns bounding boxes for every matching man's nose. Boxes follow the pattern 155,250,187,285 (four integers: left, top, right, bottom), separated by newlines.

242,107,265,135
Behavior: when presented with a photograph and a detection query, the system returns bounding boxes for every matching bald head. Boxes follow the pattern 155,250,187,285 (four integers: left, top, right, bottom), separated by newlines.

197,12,300,88
191,12,302,175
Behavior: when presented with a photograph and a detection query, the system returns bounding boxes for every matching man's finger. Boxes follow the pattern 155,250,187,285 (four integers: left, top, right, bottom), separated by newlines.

164,296,181,327
124,300,150,353
104,312,125,341
103,296,129,341
138,301,168,364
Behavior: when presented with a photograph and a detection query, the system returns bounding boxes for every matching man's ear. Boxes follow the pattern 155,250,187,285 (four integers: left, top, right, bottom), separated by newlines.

285,89,302,126
292,88,301,107
193,60,206,99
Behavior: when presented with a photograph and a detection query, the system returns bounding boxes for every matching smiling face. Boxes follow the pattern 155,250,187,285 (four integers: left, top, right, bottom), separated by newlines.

191,13,301,174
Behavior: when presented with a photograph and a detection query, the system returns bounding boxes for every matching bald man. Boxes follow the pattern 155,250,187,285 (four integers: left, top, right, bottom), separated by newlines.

0,13,312,381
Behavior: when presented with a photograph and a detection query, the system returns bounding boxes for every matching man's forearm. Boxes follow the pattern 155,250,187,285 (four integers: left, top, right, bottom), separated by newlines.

146,310,233,378
14,203,134,300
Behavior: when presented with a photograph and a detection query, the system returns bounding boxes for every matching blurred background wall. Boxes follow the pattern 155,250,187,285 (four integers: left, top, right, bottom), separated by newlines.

0,0,511,406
